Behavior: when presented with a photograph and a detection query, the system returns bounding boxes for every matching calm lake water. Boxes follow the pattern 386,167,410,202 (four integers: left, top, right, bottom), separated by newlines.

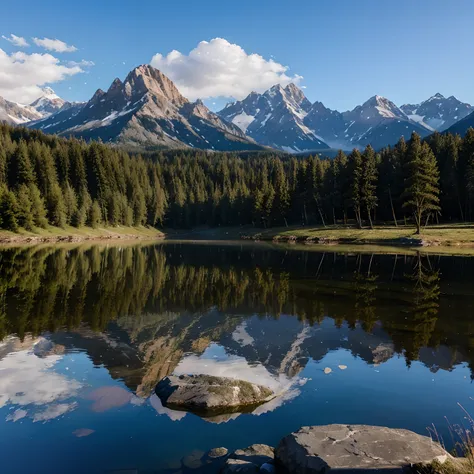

0,241,473,473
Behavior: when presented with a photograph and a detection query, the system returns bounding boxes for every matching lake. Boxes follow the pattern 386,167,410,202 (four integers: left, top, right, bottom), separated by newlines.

0,241,473,474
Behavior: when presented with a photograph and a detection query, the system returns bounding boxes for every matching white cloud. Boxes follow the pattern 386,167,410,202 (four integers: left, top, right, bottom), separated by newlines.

0,337,82,423
32,37,77,53
2,34,29,47
0,48,83,103
6,408,28,422
0,340,82,410
150,38,303,101
68,59,95,67
33,402,78,422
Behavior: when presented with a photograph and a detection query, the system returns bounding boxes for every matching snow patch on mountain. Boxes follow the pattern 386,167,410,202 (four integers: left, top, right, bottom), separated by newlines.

231,111,255,133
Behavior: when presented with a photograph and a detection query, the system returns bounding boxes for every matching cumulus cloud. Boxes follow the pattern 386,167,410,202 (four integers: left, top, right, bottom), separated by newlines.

32,37,77,53
0,48,83,103
150,38,303,101
2,34,29,47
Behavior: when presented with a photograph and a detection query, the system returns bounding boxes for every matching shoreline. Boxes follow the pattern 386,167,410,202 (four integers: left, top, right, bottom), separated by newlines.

238,224,474,249
0,225,164,245
1,224,474,256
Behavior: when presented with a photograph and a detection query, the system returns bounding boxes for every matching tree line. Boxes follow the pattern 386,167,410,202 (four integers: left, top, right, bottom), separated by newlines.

1,123,474,232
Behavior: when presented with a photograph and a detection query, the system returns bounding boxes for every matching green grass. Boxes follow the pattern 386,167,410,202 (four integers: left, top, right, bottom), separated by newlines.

243,224,474,247
0,224,164,244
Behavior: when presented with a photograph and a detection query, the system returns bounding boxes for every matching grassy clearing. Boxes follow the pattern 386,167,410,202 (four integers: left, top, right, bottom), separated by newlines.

242,224,474,247
0,225,164,244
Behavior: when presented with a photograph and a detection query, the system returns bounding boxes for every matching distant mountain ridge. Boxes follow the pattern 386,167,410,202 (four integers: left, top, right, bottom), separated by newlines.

1,67,472,153
219,89,444,152
401,93,472,132
28,65,264,151
0,86,74,125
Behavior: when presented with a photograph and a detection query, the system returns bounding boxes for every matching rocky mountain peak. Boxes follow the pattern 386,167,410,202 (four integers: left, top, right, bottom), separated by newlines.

124,65,187,106
28,87,67,117
400,93,473,132
354,95,406,119
108,78,123,91
90,89,106,102
284,83,311,111
38,87,59,100
29,64,262,152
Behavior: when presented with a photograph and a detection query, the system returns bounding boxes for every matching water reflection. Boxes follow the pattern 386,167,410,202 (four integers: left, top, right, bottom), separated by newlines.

0,336,81,422
1,242,474,473
0,243,473,396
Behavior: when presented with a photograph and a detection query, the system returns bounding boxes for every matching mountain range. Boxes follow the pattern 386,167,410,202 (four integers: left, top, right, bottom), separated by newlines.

1,64,473,153
26,65,263,151
219,89,473,152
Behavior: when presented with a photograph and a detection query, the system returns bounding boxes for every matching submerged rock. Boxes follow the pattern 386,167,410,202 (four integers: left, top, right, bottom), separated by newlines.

231,444,274,465
33,338,65,358
276,424,451,473
221,458,259,473
155,375,274,414
221,444,274,473
207,447,228,459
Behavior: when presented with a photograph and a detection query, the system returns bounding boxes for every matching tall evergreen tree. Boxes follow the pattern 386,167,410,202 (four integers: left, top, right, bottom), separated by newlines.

403,133,440,234
361,145,378,229
346,149,364,228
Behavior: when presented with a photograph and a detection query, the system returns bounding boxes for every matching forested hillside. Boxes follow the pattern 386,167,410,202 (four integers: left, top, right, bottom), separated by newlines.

0,123,474,232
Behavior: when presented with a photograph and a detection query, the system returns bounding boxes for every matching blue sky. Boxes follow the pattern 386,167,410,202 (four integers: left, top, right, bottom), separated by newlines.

1,0,473,111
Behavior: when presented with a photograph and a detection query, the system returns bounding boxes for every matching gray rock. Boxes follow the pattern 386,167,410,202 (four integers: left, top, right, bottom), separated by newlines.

208,447,229,459
231,444,274,466
220,444,275,474
259,463,275,473
220,459,259,474
276,424,451,473
181,449,205,469
33,338,65,358
155,375,273,414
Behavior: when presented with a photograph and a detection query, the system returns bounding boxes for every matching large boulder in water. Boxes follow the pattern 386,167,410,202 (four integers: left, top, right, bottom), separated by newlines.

276,424,451,473
155,374,273,415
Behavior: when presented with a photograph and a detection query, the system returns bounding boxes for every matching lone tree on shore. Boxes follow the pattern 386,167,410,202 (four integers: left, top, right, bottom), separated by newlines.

403,133,440,234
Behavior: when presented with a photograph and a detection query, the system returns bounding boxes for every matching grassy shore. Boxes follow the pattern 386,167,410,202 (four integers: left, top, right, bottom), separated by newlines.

240,224,474,248
0,225,164,244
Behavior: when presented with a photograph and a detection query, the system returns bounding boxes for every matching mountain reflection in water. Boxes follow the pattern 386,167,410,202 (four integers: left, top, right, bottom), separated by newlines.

0,242,473,474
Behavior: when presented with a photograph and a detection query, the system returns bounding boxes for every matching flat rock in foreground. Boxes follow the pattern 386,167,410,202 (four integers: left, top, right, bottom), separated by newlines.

276,424,451,473
155,375,274,414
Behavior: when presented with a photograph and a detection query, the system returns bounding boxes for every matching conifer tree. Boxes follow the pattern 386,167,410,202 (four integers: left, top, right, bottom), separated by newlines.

361,145,378,229
0,186,18,231
16,184,34,230
28,184,48,228
271,158,290,226
347,149,363,228
403,133,440,234
89,200,102,228
9,141,35,188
